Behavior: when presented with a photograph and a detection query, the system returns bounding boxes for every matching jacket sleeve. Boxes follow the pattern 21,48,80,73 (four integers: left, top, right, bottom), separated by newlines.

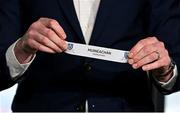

0,0,22,91
148,0,180,93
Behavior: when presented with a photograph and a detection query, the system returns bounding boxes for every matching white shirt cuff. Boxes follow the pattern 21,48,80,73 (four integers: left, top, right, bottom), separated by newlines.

5,39,36,80
158,65,178,90
150,64,178,91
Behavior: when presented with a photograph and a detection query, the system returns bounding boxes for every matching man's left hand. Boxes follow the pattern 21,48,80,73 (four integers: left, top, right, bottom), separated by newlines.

128,37,173,82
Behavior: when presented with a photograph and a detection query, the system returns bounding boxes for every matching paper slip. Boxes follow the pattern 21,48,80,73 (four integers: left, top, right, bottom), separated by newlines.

65,42,129,63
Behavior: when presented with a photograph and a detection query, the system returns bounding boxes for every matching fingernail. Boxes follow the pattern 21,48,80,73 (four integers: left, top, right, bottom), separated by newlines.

63,34,67,39
128,53,133,58
63,43,68,49
142,66,147,71
128,59,134,64
58,49,62,53
133,64,138,69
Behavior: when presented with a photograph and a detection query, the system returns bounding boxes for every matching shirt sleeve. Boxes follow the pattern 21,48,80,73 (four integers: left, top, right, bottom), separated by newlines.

153,65,178,90
5,39,36,80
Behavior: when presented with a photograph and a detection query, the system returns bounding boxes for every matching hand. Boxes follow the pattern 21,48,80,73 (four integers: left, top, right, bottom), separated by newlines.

128,37,173,82
14,18,67,63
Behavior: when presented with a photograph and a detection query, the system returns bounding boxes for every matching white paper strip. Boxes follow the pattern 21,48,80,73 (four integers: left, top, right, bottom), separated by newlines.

65,42,129,63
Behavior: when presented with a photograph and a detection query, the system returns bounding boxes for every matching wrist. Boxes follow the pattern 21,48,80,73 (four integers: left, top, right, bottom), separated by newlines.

152,60,175,82
157,70,174,82
14,39,35,64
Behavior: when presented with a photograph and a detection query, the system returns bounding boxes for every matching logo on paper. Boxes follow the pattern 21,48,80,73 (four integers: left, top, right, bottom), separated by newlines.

124,51,129,60
67,43,74,50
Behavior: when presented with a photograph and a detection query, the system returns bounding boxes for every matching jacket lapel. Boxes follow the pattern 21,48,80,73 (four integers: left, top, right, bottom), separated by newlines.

57,0,85,43
57,0,113,45
89,0,113,45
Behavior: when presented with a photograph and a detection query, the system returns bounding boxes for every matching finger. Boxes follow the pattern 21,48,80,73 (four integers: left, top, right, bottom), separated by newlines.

29,30,63,53
29,39,56,53
39,18,66,39
129,37,159,58
34,23,67,50
131,52,159,69
132,42,164,63
142,57,171,71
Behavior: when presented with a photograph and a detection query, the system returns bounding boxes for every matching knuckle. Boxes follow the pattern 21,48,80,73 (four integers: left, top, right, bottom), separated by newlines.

142,46,150,53
139,39,145,44
27,30,35,38
49,19,57,27
41,37,47,44
39,17,45,21
149,54,155,60
159,42,165,48
35,21,41,25
46,29,54,37
138,40,145,47
150,37,158,42
30,22,38,29
37,45,42,51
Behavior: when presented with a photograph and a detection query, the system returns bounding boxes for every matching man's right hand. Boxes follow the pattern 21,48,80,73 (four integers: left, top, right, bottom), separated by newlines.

14,18,67,64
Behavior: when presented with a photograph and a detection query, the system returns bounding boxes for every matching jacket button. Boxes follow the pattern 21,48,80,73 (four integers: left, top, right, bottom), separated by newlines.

92,104,95,108
76,104,84,111
76,107,79,111
87,65,92,71
84,63,92,71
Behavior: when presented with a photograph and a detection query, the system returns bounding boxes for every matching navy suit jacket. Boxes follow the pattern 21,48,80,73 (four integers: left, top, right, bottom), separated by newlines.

0,0,180,112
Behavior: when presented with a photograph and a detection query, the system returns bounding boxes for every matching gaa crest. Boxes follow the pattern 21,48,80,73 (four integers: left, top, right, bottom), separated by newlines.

67,43,74,50
124,51,129,60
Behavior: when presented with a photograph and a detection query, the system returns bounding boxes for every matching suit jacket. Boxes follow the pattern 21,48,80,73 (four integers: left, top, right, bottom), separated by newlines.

0,0,180,112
